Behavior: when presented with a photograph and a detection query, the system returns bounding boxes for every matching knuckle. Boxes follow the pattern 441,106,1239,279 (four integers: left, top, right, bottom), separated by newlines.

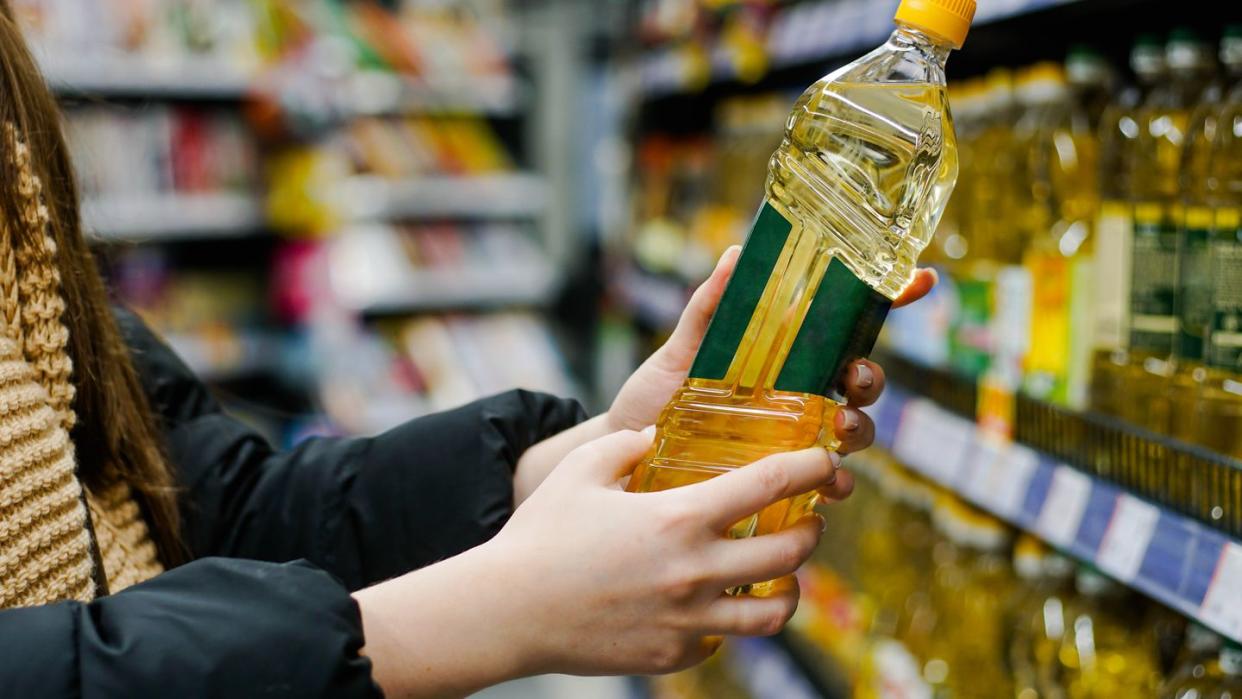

754,461,791,499
657,499,703,534
649,636,692,673
776,538,806,572
662,564,708,603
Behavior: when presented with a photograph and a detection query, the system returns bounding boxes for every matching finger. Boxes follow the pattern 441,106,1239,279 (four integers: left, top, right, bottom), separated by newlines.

817,468,856,502
841,359,885,407
893,267,938,308
690,448,836,531
566,428,654,485
707,516,822,590
699,578,800,636
833,409,875,455
661,245,741,366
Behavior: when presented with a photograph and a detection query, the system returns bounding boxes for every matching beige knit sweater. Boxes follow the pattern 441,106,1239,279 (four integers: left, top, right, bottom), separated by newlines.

0,124,163,609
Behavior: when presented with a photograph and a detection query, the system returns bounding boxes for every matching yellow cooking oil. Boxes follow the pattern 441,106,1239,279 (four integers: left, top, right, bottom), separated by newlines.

1090,34,1167,417
628,0,972,550
1192,79,1242,459
1122,28,1216,434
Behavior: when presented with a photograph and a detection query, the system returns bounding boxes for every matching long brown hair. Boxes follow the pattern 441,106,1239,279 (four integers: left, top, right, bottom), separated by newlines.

0,4,184,565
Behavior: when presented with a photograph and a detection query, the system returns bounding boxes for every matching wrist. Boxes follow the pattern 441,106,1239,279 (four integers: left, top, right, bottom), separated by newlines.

355,543,537,697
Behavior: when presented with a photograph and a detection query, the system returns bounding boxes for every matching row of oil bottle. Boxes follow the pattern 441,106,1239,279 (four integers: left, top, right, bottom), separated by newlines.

813,451,1235,699
918,26,1242,460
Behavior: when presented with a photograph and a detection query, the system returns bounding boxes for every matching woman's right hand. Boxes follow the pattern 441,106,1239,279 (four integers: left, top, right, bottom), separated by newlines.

355,429,838,698
491,428,836,676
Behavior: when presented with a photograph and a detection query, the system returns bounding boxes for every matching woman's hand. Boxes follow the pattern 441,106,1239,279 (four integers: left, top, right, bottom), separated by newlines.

356,429,840,697
515,249,936,505
606,247,937,452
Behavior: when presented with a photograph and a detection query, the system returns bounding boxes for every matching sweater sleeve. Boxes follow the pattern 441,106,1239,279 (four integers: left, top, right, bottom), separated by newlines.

114,307,588,590
0,558,381,698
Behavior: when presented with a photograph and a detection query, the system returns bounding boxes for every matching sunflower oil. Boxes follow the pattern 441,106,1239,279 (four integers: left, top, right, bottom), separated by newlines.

628,0,971,546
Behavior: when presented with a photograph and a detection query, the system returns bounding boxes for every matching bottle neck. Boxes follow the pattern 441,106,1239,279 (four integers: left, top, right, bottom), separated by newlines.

892,24,954,68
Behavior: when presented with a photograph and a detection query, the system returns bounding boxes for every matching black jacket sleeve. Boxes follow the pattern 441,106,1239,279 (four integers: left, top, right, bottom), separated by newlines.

0,558,381,698
115,308,588,589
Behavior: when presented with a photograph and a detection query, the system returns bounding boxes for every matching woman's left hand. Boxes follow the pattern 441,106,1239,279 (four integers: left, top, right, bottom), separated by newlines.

606,246,937,497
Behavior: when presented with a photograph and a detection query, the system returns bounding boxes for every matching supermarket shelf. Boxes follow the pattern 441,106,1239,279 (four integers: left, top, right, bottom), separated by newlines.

82,193,267,241
326,223,557,313
859,380,1242,644
339,267,556,314
337,174,549,221
36,50,252,100
164,331,285,382
639,0,1079,98
340,71,523,117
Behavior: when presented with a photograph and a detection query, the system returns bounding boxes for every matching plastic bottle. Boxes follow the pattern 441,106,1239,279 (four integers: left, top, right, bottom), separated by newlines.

950,70,1019,380
1090,35,1167,417
1018,62,1084,406
1193,49,1242,459
1160,634,1242,699
1173,26,1242,453
1122,28,1216,434
1009,536,1076,698
627,0,973,547
1058,569,1163,697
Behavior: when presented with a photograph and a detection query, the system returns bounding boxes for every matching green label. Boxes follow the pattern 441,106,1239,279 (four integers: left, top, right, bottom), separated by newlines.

774,258,892,396
950,277,992,378
1177,226,1211,362
690,203,791,381
1129,213,1179,352
688,202,892,398
1208,227,1242,371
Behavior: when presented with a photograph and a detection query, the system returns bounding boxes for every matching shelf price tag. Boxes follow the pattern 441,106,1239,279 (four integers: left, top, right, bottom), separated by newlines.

893,401,973,487
1097,494,1160,583
1036,465,1092,548
1201,542,1242,642
991,444,1039,520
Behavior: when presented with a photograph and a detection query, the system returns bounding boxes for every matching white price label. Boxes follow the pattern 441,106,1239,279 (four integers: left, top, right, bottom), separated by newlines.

1201,542,1242,641
991,444,1039,519
893,401,972,486
1036,466,1092,548
891,401,934,472
960,436,1005,507
1097,495,1159,583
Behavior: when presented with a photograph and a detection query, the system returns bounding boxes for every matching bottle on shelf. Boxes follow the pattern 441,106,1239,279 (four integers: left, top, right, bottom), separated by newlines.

1122,28,1216,434
1160,631,1242,699
1058,568,1164,697
1008,535,1077,698
949,69,1020,381
1193,56,1242,459
626,0,973,553
1018,61,1094,407
1090,34,1168,417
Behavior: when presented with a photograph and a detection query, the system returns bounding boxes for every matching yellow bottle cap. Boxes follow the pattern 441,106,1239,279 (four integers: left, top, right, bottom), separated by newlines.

894,0,976,49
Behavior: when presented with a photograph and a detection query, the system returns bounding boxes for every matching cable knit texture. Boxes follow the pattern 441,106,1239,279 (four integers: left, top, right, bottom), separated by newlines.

0,123,163,608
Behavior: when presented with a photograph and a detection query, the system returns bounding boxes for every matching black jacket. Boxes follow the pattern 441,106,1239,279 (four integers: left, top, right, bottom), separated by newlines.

0,310,587,698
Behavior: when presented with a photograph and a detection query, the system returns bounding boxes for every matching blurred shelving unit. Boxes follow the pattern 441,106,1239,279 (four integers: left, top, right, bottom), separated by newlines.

83,192,266,241
37,52,252,101
337,173,548,222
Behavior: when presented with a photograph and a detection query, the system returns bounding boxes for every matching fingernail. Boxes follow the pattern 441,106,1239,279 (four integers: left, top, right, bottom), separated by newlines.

855,363,874,388
641,425,656,438
818,515,828,533
828,450,841,469
841,409,860,432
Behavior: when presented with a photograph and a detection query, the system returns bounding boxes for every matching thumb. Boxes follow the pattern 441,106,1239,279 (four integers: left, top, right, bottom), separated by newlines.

661,245,740,367
563,427,655,485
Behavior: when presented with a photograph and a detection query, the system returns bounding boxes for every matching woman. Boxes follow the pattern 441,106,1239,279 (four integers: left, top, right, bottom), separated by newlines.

0,4,934,697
